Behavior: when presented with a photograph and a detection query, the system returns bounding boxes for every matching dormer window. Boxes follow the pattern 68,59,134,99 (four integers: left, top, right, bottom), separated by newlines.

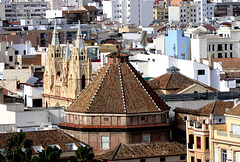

65,143,77,151
0,149,4,155
32,146,44,153
78,142,86,147
49,144,60,149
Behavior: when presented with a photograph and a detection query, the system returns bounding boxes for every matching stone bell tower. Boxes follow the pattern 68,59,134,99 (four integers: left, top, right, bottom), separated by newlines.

42,20,91,107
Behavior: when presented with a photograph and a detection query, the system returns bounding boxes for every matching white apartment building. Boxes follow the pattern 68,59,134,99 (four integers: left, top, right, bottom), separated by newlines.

102,0,154,27
4,2,49,21
194,0,214,23
168,0,214,24
191,27,240,62
169,2,198,24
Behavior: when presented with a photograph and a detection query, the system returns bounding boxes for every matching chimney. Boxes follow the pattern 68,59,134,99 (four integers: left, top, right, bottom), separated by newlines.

208,53,214,70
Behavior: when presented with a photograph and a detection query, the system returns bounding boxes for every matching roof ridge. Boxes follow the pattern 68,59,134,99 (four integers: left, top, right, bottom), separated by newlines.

86,64,110,112
126,64,161,111
210,100,217,114
67,65,107,109
112,143,122,160
118,64,127,113
165,74,173,89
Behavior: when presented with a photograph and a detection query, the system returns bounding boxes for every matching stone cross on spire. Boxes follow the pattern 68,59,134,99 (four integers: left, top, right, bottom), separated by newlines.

51,19,59,47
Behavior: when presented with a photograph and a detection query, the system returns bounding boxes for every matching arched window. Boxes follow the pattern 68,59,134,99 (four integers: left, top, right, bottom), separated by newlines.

194,91,198,94
82,75,85,90
57,71,60,78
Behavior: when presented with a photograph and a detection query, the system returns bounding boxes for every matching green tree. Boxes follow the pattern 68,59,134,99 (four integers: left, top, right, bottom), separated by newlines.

4,132,33,162
75,146,94,162
33,146,62,162
0,153,6,162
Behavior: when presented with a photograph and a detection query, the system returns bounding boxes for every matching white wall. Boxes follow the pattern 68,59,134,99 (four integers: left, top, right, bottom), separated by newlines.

3,69,32,83
16,111,47,127
24,85,44,107
0,104,17,125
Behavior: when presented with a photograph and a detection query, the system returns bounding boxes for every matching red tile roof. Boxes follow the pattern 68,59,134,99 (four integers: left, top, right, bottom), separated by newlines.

148,73,217,94
83,6,99,11
220,72,240,80
202,24,216,31
226,103,240,116
0,130,88,153
66,62,170,114
98,142,186,161
174,101,234,116
203,58,240,69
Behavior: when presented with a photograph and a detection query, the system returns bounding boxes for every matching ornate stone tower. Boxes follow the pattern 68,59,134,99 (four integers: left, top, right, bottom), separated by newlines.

42,20,91,107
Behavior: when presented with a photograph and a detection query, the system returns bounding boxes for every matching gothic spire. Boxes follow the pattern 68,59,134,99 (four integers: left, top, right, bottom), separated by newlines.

65,41,71,60
51,19,59,47
76,20,84,50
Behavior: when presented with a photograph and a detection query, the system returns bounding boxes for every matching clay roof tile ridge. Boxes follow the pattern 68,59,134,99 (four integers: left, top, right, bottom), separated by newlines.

118,64,127,113
210,100,217,114
86,64,111,112
126,64,161,111
165,74,173,89
67,65,106,109
112,143,122,160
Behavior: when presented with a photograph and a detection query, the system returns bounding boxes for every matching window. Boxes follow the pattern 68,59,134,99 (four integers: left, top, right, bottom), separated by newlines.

65,143,77,151
218,53,222,58
181,53,185,59
230,44,233,50
24,50,26,55
209,45,211,51
230,52,233,58
141,116,145,120
198,70,205,75
218,44,223,51
225,53,227,58
197,136,201,149
15,50,18,55
55,86,61,96
160,157,165,162
191,156,194,162
222,149,227,162
206,137,209,149
9,56,13,62
49,144,60,149
101,136,109,149
152,59,155,62
82,75,85,90
180,156,186,160
225,44,227,50
32,146,43,153
0,149,4,155
212,44,215,51
232,124,240,134
142,134,150,143
140,159,145,162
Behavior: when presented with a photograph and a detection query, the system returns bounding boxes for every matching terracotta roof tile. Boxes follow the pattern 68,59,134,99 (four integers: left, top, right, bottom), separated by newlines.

83,6,98,11
226,104,240,116
0,130,88,153
148,73,217,94
174,101,234,116
203,58,240,68
202,24,216,31
66,62,170,114
98,142,186,160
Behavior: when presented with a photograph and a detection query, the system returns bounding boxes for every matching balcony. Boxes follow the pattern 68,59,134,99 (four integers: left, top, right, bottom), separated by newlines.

188,120,209,131
214,130,240,142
